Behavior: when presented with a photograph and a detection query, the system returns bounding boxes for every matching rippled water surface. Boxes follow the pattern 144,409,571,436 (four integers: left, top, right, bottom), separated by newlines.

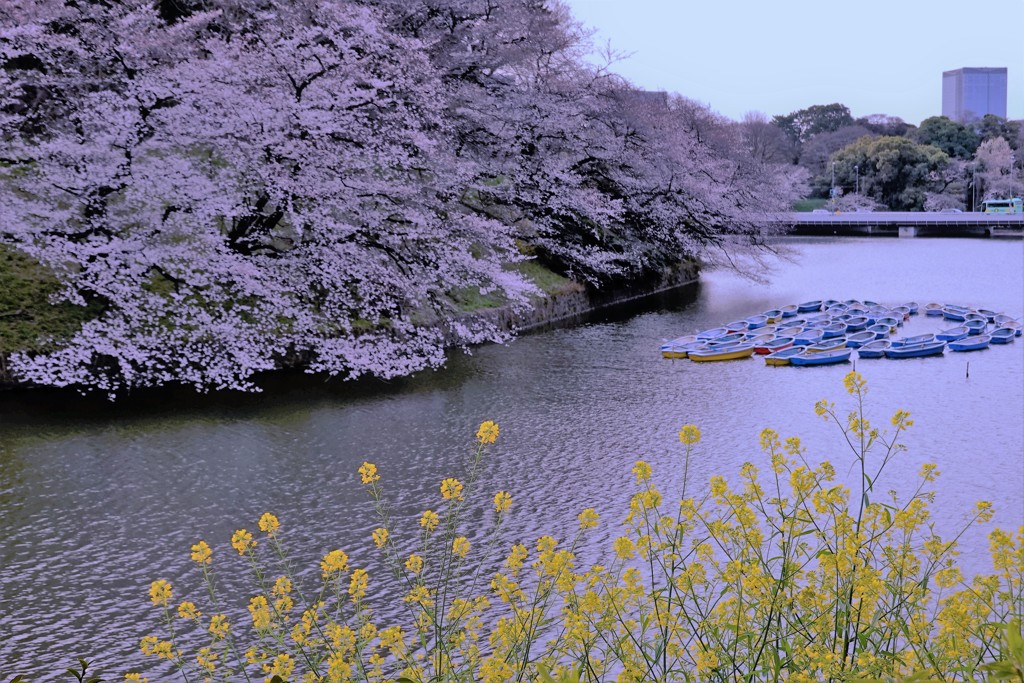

2,237,1023,677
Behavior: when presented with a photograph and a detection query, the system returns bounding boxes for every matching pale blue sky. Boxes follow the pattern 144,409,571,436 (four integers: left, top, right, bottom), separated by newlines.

561,0,1023,125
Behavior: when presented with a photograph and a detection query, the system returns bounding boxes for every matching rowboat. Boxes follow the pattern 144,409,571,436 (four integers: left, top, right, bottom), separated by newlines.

805,337,848,353
845,331,877,348
687,343,755,362
948,335,991,352
780,305,799,318
875,316,900,329
707,333,746,346
797,300,822,313
754,337,794,354
843,317,868,333
977,309,999,322
963,319,987,335
942,307,969,321
696,327,730,340
725,320,751,333
884,341,946,359
744,333,776,346
936,325,969,342
867,324,893,339
990,328,1016,344
764,347,806,366
923,303,943,315
904,302,919,314
744,315,769,330
660,340,708,358
792,328,824,345
763,309,783,323
856,340,891,358
820,322,847,339
789,348,852,366
891,333,935,348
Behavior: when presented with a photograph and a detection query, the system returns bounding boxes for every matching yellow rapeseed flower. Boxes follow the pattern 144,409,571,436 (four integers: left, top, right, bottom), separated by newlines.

177,601,200,620
405,553,424,574
975,501,995,523
440,477,464,501
919,463,939,482
266,653,294,681
358,461,380,485
231,529,255,555
632,460,652,484
452,536,471,558
190,540,212,565
420,509,440,532
476,420,499,444
196,647,217,674
493,490,512,514
149,580,172,607
372,527,389,549
679,424,701,445
843,370,867,395
321,549,349,578
349,568,369,603
209,614,229,640
578,508,599,530
124,674,147,682
613,536,635,560
248,595,271,631
258,512,280,535
892,409,914,429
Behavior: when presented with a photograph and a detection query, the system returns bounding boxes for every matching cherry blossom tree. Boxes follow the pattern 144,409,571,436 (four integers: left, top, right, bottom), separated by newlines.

1,0,803,394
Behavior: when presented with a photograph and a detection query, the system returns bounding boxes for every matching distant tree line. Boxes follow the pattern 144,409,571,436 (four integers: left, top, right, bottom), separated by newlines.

0,0,803,394
740,102,1023,211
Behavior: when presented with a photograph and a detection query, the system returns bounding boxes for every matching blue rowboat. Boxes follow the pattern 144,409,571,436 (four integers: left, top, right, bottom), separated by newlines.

688,343,755,362
884,341,946,359
904,302,919,314
797,300,822,313
780,304,799,318
977,309,999,322
923,303,943,316
696,327,730,340
942,307,968,321
892,306,911,320
936,325,970,342
949,335,991,352
792,328,824,345
845,331,877,348
764,347,807,366
876,316,900,329
724,320,750,333
789,348,851,366
805,337,848,353
867,324,892,339
994,314,1016,326
745,314,769,329
763,309,783,323
990,327,1016,344
844,316,869,332
891,333,936,348
857,340,891,358
820,322,848,339
744,333,776,346
964,319,987,335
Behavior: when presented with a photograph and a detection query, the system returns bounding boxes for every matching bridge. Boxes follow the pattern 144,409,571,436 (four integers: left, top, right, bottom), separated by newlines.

784,211,1023,238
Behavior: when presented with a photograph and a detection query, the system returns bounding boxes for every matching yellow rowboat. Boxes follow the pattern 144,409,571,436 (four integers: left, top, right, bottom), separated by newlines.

764,347,806,365
687,343,755,362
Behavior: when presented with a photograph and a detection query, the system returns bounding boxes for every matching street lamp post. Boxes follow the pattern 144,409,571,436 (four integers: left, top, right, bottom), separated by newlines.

972,164,977,211
854,164,859,195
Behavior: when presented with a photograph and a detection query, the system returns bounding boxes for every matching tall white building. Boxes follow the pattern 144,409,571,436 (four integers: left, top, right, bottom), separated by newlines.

942,67,1008,122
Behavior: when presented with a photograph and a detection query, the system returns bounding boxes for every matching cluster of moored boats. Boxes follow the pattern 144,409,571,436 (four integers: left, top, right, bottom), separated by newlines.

660,300,1023,366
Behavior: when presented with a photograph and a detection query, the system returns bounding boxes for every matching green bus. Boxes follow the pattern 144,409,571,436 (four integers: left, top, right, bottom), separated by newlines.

982,198,1023,214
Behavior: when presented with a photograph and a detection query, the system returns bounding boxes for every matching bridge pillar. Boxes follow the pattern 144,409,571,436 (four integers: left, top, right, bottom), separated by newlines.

898,226,918,238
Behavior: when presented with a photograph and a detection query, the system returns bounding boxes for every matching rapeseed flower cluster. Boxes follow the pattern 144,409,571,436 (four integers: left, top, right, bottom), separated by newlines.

136,399,1023,682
